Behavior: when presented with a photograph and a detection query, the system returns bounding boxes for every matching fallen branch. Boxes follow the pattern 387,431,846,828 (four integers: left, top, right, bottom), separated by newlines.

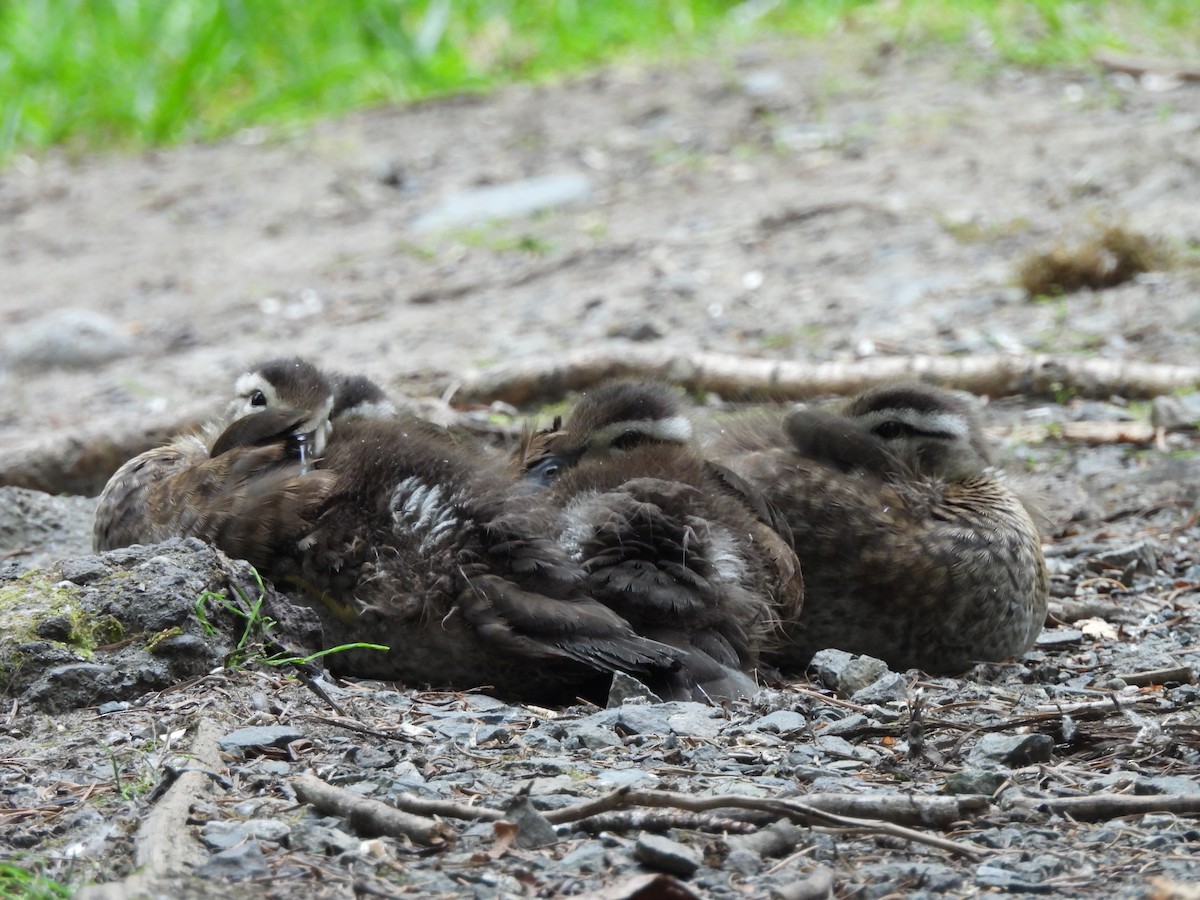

543,787,985,860
573,809,758,835
1006,792,1200,821
1094,51,1200,82
290,773,456,845
75,718,225,900
448,349,1200,407
0,400,216,496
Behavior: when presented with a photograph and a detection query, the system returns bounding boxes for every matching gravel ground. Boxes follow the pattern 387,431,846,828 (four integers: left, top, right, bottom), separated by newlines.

2,35,1200,898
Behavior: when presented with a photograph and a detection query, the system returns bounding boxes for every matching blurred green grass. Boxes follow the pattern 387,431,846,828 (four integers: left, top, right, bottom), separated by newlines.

0,0,1196,164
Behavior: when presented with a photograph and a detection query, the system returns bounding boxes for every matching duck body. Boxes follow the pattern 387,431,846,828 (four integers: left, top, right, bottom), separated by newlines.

93,358,340,566
523,381,802,701
710,383,1048,674
284,416,682,703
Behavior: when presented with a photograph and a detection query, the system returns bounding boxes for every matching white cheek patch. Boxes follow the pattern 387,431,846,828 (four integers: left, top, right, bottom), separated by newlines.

228,372,281,418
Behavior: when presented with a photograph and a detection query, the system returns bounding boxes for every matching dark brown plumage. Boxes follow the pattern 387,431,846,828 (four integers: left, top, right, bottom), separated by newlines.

521,381,803,701
277,414,682,703
709,382,1048,674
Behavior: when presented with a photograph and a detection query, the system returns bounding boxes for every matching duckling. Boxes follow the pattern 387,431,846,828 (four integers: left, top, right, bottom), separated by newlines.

520,381,803,701
709,382,1048,675
279,413,683,703
92,357,346,565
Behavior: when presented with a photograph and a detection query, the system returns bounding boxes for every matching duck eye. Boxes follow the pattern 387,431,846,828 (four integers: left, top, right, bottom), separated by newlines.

249,390,268,407
526,456,564,487
872,420,908,440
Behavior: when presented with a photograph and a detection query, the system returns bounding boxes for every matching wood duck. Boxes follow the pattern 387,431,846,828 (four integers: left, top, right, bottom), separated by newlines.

276,413,683,703
92,357,345,565
707,382,1049,675
520,381,803,702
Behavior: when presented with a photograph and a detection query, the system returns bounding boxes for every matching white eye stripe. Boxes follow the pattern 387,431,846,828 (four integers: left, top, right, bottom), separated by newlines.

856,408,968,439
591,415,693,450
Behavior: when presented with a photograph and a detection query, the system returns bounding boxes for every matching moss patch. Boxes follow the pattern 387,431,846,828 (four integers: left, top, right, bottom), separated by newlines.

1018,225,1172,296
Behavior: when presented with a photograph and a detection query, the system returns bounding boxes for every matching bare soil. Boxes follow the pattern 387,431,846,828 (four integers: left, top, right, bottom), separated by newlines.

2,35,1200,898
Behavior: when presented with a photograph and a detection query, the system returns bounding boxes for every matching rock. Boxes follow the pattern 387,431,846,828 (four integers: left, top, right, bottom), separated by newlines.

288,821,358,855
201,821,251,851
1,538,324,711
739,70,786,97
1089,540,1159,576
349,746,394,769
218,726,304,754
633,833,701,877
1036,628,1085,647
553,842,608,873
410,172,593,232
969,733,1054,767
608,319,665,342
570,724,623,750
608,671,664,706
505,794,558,849
724,848,764,876
751,710,807,734
850,672,909,705
0,487,98,573
58,556,110,586
3,309,133,371
944,768,1007,795
809,649,890,697
195,842,270,881
1150,393,1200,429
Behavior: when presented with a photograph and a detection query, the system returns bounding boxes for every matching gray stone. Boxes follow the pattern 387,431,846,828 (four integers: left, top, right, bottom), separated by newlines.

809,649,890,697
201,820,250,850
969,732,1054,767
608,319,664,342
571,724,622,750
505,795,557,849
751,710,807,734
349,747,394,769
633,833,701,877
1090,539,1159,576
195,842,269,881
607,671,664,706
595,767,660,789
739,70,786,97
289,821,358,855
724,848,764,876
219,725,304,754
0,488,98,572
1151,393,1200,429
814,734,878,764
1036,628,1085,647
3,308,134,371
553,842,608,873
944,768,1007,795
851,672,909,705
862,861,962,892
58,556,110,586
818,713,870,737
411,172,592,232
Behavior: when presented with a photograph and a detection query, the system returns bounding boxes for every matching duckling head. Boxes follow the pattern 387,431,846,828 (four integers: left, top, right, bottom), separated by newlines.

523,381,692,486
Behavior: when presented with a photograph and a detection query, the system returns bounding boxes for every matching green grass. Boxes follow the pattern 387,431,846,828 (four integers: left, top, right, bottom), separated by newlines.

0,862,71,900
1,1,1197,165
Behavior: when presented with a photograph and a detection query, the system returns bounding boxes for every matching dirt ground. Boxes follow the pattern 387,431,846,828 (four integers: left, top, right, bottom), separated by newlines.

2,34,1200,898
